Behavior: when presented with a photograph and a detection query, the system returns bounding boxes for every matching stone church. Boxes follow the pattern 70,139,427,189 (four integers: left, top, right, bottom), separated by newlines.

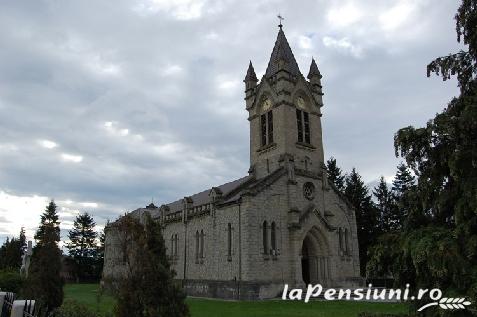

103,25,362,300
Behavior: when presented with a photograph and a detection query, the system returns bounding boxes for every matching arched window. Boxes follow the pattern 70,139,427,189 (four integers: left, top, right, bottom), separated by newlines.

344,229,349,255
195,231,199,262
227,223,232,257
338,228,343,252
174,234,178,257
260,110,274,146
200,230,204,258
271,222,277,253
171,234,174,256
262,221,268,255
296,110,311,144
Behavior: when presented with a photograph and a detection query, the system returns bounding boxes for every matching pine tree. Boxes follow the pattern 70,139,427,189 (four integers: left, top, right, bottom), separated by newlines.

24,200,64,311
34,200,60,246
326,157,346,193
67,212,98,281
344,168,378,275
391,162,415,197
0,228,27,270
114,213,189,317
390,162,416,229
373,176,399,232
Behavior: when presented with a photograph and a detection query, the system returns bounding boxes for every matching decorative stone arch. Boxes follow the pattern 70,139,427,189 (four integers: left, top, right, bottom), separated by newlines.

334,208,354,256
291,88,313,111
298,220,333,286
252,79,279,111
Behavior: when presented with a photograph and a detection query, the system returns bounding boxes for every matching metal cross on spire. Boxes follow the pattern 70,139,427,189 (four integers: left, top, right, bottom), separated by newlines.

277,14,284,29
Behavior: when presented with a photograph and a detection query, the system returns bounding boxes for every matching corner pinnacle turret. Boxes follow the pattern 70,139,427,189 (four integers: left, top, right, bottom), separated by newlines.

244,61,258,83
307,58,322,79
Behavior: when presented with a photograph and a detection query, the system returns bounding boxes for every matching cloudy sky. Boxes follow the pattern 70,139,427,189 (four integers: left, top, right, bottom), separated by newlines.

0,0,463,246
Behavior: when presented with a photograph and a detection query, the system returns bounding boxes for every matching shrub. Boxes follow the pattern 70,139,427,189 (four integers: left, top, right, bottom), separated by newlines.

54,299,100,317
0,269,24,293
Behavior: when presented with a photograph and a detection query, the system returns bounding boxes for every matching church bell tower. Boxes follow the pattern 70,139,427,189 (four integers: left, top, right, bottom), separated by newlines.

244,25,325,179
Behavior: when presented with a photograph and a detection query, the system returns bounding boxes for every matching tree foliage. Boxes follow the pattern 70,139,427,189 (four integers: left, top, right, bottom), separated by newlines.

67,212,101,281
373,177,399,232
24,200,64,312
326,157,346,193
368,0,477,309
344,168,378,275
0,228,26,270
114,213,189,317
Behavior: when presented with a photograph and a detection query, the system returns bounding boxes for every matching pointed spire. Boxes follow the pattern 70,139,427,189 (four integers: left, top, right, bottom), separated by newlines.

244,61,258,82
265,28,302,78
307,58,322,80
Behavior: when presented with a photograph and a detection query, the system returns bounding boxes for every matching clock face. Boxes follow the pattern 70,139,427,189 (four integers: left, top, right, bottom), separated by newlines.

262,98,272,111
297,97,306,109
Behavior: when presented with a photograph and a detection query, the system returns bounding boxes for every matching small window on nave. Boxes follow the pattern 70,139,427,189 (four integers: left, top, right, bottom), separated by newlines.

227,223,232,258
195,231,200,262
271,221,277,254
344,228,349,255
200,230,205,259
262,220,268,255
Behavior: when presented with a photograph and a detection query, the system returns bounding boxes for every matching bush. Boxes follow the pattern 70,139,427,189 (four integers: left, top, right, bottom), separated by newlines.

0,269,24,293
54,299,100,317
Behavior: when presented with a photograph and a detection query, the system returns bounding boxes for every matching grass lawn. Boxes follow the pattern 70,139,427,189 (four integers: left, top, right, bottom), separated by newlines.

64,284,409,317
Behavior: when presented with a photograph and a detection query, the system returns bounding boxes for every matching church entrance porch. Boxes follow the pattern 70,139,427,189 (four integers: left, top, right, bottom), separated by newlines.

300,227,331,286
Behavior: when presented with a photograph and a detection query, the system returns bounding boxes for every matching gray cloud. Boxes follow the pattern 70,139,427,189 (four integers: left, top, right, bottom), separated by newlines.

0,0,463,243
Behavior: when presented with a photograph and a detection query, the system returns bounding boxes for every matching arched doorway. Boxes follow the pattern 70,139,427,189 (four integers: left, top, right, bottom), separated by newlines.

300,227,330,285
301,237,312,284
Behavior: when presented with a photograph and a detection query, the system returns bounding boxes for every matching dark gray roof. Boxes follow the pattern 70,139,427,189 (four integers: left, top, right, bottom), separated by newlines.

164,175,252,214
244,61,258,82
307,58,321,79
265,28,302,78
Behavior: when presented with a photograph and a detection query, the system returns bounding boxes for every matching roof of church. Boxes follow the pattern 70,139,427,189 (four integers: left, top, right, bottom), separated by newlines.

265,28,302,78
164,175,252,213
128,175,253,218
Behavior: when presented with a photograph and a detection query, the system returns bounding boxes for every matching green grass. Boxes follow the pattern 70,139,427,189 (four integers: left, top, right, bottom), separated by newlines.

64,284,409,317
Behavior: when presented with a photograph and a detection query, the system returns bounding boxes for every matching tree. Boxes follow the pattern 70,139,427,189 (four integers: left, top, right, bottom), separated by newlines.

0,228,27,270
344,168,378,275
67,212,98,281
34,200,61,246
390,163,416,230
368,0,477,308
326,157,346,193
391,162,415,195
114,213,189,317
24,200,64,312
373,177,398,232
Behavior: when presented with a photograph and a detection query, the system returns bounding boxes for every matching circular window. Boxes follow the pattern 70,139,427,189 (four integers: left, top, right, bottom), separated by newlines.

303,182,315,200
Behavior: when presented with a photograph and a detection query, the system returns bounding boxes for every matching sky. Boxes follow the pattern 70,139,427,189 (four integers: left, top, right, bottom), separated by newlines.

0,0,464,246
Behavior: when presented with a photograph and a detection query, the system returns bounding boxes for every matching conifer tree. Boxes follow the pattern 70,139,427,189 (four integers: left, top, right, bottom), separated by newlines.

373,176,399,232
24,200,64,311
326,157,346,193
67,212,98,281
0,228,27,269
344,168,378,275
390,162,415,229
114,213,189,317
